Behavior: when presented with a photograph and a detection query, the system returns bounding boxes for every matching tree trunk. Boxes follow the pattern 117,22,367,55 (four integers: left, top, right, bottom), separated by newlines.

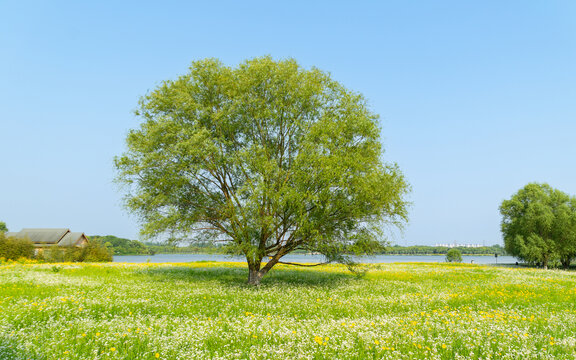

248,268,264,286
246,254,282,286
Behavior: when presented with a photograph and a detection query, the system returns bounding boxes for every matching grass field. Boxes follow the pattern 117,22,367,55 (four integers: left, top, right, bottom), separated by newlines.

1,261,575,359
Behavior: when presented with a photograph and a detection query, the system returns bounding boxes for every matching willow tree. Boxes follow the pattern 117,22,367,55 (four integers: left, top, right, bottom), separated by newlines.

500,183,576,269
116,57,409,285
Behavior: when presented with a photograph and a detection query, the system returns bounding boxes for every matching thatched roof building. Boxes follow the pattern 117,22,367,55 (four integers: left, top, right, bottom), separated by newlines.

6,228,89,248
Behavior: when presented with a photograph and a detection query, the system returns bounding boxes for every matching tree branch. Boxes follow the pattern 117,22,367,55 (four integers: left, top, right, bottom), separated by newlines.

277,261,330,267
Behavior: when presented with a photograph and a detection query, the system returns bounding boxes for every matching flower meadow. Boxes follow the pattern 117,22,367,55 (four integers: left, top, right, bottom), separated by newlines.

1,262,575,359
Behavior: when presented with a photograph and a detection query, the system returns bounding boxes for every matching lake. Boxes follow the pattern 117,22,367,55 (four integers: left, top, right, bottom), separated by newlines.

114,253,517,265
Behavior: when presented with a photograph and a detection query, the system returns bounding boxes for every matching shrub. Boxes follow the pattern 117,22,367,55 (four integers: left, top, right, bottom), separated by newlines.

446,248,462,263
0,233,35,260
44,242,113,262
80,242,113,262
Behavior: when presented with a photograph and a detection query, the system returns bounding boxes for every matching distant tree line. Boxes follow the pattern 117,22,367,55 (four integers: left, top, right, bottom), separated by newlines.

383,244,506,256
91,235,154,255
94,235,507,257
89,235,228,256
144,242,226,255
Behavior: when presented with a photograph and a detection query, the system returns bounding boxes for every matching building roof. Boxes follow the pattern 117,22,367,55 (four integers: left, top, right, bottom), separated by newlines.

59,232,87,247
6,228,89,247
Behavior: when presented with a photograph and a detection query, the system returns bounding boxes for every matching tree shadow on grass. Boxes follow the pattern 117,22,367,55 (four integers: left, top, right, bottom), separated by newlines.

140,264,358,289
0,336,31,360
490,263,576,271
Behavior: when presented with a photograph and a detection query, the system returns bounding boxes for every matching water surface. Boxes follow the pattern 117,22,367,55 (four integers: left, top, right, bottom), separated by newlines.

114,253,517,265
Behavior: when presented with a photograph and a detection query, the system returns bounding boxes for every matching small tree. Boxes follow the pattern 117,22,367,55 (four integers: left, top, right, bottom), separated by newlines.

445,248,462,263
0,222,7,233
500,183,576,269
68,242,113,262
116,57,410,285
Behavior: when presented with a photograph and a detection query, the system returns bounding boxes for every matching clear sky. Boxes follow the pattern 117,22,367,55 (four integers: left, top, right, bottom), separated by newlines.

1,1,575,245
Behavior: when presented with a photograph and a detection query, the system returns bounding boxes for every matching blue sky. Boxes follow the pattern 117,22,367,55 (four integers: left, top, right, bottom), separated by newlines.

1,1,575,245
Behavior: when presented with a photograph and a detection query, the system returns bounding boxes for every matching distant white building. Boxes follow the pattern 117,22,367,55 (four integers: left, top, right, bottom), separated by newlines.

435,243,483,248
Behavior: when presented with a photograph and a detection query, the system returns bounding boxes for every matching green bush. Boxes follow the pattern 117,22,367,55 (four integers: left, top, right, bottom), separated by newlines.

446,248,463,263
80,242,113,262
0,233,35,260
44,242,112,262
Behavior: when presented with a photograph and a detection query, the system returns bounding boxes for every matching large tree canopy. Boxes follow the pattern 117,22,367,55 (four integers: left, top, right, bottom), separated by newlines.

116,57,410,284
500,183,576,269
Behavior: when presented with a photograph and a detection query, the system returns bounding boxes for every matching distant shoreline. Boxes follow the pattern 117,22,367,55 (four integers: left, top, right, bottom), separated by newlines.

112,253,517,265
115,252,503,257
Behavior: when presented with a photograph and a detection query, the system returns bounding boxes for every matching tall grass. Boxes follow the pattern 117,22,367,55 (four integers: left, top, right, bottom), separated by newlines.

0,262,575,359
